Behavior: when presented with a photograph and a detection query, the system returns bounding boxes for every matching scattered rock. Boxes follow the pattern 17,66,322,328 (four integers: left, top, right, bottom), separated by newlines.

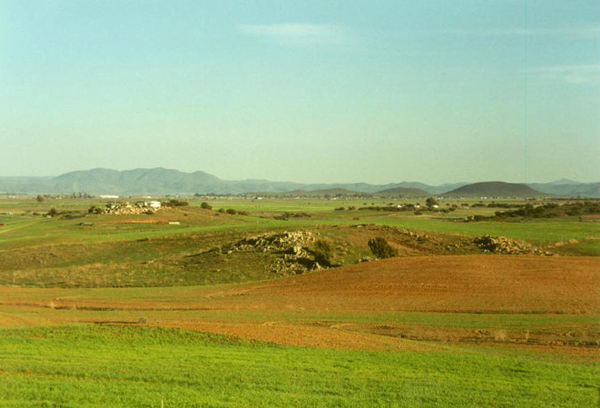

473,235,552,255
94,201,162,215
224,231,319,275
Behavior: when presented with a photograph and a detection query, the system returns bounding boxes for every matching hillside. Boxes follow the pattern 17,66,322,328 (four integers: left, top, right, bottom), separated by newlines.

376,187,428,197
442,181,544,197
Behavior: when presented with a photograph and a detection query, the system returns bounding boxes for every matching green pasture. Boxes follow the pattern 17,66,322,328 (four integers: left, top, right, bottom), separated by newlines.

1,199,598,257
0,325,597,408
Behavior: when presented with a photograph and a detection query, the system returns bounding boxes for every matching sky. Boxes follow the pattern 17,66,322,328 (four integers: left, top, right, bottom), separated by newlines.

1,0,598,185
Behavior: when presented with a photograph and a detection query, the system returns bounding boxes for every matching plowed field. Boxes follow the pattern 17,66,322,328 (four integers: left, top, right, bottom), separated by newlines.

1,255,598,352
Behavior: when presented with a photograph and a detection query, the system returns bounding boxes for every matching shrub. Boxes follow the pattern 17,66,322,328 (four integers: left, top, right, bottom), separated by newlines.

167,199,188,207
88,206,103,214
200,202,212,210
426,197,438,207
368,237,398,259
36,195,44,202
47,208,58,217
226,209,237,215
314,239,335,266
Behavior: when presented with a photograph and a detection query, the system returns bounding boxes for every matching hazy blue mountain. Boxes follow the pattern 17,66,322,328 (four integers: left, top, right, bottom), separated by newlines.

52,168,224,195
0,168,597,197
300,181,467,194
0,177,54,194
376,187,429,197
527,181,600,198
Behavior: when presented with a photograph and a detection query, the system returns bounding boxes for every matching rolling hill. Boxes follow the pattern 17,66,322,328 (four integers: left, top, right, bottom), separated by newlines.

441,181,544,197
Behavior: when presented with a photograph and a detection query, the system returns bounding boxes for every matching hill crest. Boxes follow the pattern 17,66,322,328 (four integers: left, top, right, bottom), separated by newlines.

442,181,543,197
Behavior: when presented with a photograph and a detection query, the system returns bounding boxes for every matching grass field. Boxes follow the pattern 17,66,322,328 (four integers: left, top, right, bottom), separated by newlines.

0,197,599,407
1,325,597,408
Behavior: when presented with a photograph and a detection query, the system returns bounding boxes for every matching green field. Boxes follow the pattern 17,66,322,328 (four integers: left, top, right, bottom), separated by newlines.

0,196,599,407
1,325,597,408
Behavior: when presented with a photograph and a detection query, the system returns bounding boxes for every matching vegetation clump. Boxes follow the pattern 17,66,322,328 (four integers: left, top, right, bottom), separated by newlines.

425,197,438,208
165,199,189,207
273,212,311,220
313,239,335,266
88,205,103,214
467,202,600,222
368,237,398,259
221,208,248,216
200,202,212,210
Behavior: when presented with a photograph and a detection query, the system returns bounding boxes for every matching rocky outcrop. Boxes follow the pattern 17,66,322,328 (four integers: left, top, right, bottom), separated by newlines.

225,231,320,275
473,235,552,255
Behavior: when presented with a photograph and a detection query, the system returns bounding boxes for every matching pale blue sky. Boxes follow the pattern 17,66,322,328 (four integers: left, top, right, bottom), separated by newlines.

1,0,598,184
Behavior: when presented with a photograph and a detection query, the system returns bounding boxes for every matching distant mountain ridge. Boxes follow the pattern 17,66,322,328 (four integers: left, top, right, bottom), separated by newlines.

376,187,429,197
527,181,600,197
0,168,598,197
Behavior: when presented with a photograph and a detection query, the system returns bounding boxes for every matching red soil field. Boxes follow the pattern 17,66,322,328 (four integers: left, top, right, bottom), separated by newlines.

1,255,598,351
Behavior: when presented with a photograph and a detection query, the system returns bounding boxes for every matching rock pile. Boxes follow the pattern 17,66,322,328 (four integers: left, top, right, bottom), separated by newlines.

227,231,319,275
93,202,161,215
350,224,553,256
233,230,315,252
473,235,552,255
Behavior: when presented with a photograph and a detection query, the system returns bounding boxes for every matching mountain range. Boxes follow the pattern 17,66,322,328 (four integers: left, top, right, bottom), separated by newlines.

0,168,598,197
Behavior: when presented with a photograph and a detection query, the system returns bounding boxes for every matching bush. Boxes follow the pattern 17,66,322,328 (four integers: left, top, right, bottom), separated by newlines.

425,197,438,207
368,237,398,259
47,208,58,217
167,199,188,207
314,239,335,266
36,195,44,202
200,202,212,210
88,205,103,214
226,209,237,215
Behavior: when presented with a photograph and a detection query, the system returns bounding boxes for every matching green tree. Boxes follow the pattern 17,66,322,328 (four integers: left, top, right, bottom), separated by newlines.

425,197,438,208
36,195,44,202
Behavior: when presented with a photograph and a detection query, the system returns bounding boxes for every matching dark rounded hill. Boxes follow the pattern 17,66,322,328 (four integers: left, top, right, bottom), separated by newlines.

441,181,544,197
